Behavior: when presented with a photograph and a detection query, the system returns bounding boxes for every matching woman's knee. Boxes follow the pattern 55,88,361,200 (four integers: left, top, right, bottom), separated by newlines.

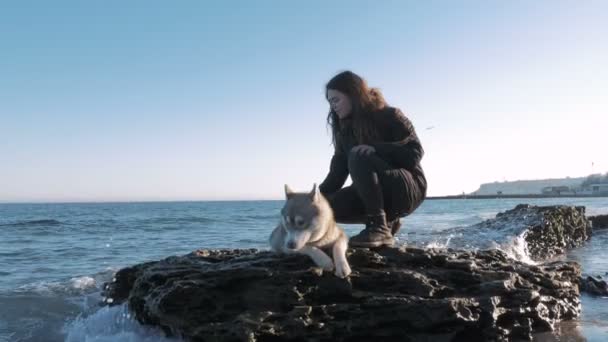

347,149,372,170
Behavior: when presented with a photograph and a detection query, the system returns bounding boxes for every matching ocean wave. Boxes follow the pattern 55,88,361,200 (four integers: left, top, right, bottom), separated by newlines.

421,228,537,264
489,232,537,265
236,238,266,245
139,217,216,225
0,219,62,227
12,269,117,297
63,304,181,342
425,235,454,249
475,212,500,222
15,277,98,297
0,292,82,342
245,214,279,220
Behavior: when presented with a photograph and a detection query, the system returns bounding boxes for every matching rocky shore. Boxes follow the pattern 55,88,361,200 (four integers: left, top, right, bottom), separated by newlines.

446,204,591,260
102,205,607,341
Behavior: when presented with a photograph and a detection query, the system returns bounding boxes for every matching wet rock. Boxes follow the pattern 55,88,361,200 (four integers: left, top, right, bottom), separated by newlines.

103,247,581,341
589,215,608,230
445,205,591,261
579,275,608,296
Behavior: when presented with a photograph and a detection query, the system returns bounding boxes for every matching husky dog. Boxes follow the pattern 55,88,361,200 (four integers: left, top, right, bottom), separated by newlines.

269,184,351,278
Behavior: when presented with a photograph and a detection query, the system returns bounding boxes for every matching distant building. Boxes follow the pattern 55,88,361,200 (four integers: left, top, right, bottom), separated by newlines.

541,186,575,196
471,175,608,197
587,183,608,195
473,177,585,196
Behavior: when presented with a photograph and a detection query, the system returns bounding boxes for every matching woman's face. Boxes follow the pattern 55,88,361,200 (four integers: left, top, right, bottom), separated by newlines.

327,89,352,119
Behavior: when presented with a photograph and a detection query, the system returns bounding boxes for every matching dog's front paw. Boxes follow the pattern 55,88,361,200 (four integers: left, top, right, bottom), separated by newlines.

334,261,352,278
315,256,334,271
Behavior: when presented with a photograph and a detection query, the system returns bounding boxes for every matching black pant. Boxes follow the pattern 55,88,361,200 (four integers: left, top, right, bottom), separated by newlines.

324,151,425,224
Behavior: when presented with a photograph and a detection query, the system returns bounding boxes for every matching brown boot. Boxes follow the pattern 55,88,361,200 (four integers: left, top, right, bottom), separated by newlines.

349,212,395,248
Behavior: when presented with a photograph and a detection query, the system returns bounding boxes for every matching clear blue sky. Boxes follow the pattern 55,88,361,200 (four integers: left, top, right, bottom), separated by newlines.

1,1,607,202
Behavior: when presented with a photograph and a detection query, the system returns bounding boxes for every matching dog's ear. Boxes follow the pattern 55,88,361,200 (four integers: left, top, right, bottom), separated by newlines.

309,183,320,202
284,184,295,199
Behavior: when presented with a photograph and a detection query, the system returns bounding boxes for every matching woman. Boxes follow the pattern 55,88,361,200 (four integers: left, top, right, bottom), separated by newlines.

319,70,427,248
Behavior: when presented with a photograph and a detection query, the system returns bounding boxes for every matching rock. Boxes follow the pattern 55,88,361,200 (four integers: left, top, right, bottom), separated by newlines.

521,205,591,260
444,205,591,261
103,247,581,341
579,275,608,296
589,215,608,230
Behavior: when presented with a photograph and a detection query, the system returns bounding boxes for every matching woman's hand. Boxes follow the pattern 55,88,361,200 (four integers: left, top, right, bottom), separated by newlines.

351,144,376,156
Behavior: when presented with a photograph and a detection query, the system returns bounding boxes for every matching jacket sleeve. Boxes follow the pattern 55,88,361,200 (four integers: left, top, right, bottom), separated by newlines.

370,109,424,170
319,152,348,195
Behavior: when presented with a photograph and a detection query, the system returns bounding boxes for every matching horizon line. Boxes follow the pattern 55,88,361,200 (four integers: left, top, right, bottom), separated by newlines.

0,198,288,205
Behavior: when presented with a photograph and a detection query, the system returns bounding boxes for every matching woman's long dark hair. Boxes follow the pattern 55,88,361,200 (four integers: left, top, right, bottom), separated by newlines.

326,70,386,149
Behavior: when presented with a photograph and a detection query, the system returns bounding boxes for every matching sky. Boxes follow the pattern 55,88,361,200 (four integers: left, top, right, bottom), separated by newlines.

1,0,607,202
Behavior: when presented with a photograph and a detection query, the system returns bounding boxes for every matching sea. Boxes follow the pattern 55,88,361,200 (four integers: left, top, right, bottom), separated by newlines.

1,198,607,342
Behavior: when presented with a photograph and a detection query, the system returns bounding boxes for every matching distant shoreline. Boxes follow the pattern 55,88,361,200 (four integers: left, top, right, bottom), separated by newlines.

427,194,608,200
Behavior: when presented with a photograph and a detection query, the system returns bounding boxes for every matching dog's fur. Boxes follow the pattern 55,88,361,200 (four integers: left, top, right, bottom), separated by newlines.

269,184,351,278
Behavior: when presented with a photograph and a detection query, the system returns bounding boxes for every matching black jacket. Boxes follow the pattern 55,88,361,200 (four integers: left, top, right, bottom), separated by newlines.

319,106,427,197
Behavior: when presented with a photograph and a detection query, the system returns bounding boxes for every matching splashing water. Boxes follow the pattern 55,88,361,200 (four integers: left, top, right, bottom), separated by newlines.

63,304,182,342
489,232,538,265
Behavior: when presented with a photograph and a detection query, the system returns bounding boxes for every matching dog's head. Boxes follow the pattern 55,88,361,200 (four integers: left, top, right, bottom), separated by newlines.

280,183,326,251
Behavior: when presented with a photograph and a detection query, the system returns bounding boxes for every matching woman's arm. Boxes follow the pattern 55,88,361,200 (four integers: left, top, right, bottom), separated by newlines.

319,152,349,195
370,108,424,170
